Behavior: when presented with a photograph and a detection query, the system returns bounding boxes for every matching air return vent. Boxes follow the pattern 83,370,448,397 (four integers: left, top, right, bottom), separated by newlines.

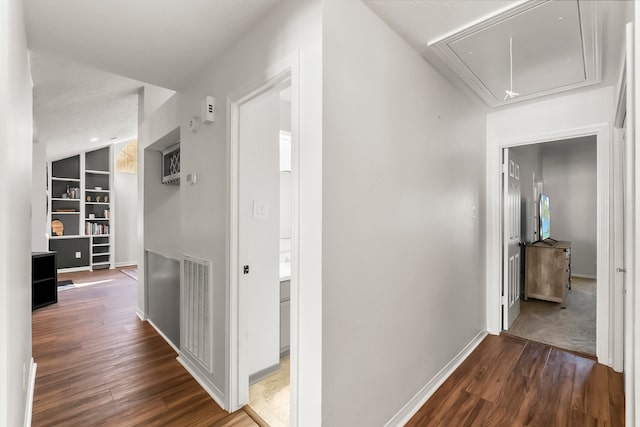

181,255,214,373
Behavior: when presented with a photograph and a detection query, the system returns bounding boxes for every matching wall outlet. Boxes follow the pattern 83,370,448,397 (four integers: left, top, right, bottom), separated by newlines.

75,251,81,259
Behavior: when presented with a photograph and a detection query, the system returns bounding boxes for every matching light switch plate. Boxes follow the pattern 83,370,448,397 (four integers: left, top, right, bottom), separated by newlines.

75,251,81,259
253,202,268,218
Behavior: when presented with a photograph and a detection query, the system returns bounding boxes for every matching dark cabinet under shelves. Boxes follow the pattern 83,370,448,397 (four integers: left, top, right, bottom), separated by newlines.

32,252,58,310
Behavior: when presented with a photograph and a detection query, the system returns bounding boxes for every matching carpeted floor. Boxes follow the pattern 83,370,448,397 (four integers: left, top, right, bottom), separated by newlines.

508,277,596,355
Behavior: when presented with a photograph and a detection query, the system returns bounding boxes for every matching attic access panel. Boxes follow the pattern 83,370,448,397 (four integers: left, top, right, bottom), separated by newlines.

428,0,599,107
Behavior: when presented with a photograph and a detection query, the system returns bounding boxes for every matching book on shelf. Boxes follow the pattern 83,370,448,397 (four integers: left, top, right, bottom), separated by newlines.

86,222,110,235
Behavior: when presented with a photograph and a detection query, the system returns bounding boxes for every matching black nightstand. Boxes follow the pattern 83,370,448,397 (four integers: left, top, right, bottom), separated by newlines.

32,252,58,310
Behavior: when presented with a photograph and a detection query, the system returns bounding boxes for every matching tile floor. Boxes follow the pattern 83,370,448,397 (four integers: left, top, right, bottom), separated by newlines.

249,358,290,427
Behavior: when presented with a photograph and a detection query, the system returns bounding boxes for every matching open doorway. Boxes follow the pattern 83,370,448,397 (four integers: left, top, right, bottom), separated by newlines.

502,136,597,356
247,86,293,426
229,70,296,426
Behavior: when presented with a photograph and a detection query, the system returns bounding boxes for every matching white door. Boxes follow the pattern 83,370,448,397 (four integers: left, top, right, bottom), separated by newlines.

238,86,281,385
503,148,521,330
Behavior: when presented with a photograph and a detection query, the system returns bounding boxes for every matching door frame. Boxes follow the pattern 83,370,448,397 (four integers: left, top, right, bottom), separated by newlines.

486,123,619,368
227,54,300,420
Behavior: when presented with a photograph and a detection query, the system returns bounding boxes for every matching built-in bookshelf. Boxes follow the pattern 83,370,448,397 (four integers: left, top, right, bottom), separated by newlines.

84,146,113,271
48,146,114,272
49,155,81,237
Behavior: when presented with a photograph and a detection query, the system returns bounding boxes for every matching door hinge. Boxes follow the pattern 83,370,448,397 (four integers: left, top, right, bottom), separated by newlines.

616,267,626,273
243,265,250,274
501,295,507,305
501,163,508,174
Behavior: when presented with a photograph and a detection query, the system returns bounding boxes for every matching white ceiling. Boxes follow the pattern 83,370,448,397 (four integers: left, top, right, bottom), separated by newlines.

26,0,632,156
24,0,281,90
366,0,632,107
30,51,172,161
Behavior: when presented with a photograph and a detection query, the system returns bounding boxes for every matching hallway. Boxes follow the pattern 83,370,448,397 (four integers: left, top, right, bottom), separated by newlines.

31,269,258,426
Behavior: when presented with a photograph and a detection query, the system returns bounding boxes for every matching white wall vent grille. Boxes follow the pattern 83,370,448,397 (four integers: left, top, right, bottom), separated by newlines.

181,255,214,373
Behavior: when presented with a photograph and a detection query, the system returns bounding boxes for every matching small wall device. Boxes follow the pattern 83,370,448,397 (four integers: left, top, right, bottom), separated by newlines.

202,96,215,124
188,116,201,132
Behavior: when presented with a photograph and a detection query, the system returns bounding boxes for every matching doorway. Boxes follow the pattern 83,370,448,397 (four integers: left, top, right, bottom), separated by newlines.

245,86,293,427
502,137,598,356
487,123,619,367
228,65,297,426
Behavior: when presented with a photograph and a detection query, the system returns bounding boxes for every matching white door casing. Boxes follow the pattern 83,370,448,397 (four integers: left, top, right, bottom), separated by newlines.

623,21,636,427
228,53,306,425
503,148,521,330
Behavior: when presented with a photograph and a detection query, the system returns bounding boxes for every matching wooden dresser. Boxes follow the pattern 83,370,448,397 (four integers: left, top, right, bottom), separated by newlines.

525,240,571,308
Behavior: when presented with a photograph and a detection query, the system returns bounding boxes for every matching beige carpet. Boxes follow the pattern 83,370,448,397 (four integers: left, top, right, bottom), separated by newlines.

249,358,290,427
508,277,596,355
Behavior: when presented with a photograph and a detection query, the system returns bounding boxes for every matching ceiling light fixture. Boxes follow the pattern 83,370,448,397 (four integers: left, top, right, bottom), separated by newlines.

90,137,99,142
504,37,519,101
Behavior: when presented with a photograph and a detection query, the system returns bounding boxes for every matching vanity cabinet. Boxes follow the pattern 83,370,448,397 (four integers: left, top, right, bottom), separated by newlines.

280,280,290,357
525,240,571,307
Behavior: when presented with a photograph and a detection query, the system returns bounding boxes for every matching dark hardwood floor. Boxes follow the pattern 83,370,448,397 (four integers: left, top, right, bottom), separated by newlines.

34,269,624,426
406,334,625,427
32,268,257,427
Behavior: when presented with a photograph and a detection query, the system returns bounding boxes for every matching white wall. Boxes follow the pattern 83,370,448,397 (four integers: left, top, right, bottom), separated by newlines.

487,87,615,142
140,1,323,422
0,0,33,424
113,140,139,266
542,137,598,277
32,141,48,251
139,84,175,125
323,2,486,425
280,99,291,133
137,95,180,315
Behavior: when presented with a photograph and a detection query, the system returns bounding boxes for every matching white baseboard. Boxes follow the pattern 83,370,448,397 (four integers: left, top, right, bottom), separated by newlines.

146,319,179,354
384,330,488,427
115,261,137,268
24,358,37,427
572,274,597,280
177,355,226,410
135,308,147,321
58,266,91,274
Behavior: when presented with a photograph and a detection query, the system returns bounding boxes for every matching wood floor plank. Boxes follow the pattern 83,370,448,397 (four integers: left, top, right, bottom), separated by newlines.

464,335,526,403
609,367,625,427
406,335,624,427
32,268,257,427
